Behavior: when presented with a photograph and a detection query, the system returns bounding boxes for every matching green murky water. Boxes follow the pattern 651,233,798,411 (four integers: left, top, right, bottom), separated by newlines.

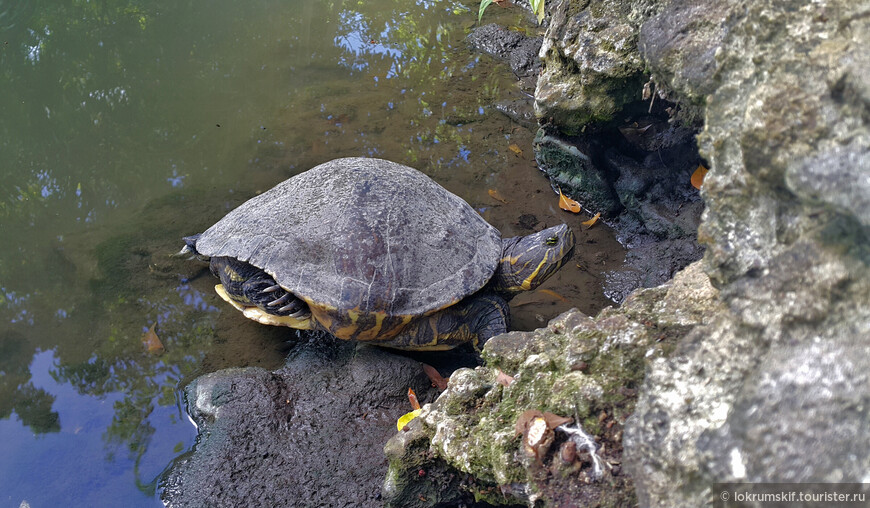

0,0,624,505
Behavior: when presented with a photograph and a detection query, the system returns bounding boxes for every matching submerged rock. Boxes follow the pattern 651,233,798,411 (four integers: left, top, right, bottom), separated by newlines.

161,335,438,507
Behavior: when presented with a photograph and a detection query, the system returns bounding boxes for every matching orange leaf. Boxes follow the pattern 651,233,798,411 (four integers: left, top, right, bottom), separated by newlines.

508,144,523,157
558,188,581,213
142,322,164,354
691,164,708,190
581,212,601,229
488,188,508,204
408,388,421,410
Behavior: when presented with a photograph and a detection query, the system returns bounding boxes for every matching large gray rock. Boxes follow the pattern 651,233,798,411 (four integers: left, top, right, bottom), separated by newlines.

623,0,870,505
161,336,438,507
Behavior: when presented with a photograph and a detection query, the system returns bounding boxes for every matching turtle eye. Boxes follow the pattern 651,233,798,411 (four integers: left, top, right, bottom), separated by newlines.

545,235,559,246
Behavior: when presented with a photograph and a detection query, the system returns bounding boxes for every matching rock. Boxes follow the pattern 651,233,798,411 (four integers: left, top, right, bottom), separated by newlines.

467,23,543,79
623,0,870,506
533,127,622,216
493,98,538,130
383,262,723,506
534,0,652,134
161,335,437,507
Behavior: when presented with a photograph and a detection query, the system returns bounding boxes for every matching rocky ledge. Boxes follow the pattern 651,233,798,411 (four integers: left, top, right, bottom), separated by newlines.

389,0,870,505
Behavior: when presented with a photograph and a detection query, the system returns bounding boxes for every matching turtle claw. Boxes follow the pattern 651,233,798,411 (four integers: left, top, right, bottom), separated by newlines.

268,293,292,307
278,301,301,313
287,308,310,319
262,284,281,293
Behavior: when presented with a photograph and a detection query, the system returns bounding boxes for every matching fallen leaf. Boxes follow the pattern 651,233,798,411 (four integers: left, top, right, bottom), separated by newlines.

516,409,574,436
543,412,573,429
508,144,523,157
496,370,514,387
581,212,601,229
537,288,568,302
408,388,421,410
142,322,164,354
691,164,708,190
422,363,448,391
397,409,422,431
558,188,581,213
488,188,508,204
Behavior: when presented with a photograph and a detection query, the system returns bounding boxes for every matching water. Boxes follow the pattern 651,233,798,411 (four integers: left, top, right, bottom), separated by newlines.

0,0,625,505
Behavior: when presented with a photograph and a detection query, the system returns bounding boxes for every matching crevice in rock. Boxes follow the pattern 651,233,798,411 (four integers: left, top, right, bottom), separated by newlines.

534,95,706,302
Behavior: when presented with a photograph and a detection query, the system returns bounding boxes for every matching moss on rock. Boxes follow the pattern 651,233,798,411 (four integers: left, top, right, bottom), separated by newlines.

383,262,721,506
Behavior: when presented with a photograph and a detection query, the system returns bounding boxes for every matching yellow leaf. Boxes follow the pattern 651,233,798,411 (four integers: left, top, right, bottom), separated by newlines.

508,144,523,157
691,164,708,190
397,409,422,431
558,188,581,213
581,212,601,229
488,188,508,204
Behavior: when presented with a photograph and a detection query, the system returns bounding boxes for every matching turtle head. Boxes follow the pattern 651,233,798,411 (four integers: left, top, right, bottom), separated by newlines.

177,234,210,261
491,224,575,297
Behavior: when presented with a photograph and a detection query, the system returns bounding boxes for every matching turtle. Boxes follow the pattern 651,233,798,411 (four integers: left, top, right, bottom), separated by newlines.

181,157,575,351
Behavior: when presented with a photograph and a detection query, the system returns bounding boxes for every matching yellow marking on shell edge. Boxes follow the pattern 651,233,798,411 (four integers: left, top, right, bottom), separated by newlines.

354,311,388,342
214,284,313,329
333,308,361,340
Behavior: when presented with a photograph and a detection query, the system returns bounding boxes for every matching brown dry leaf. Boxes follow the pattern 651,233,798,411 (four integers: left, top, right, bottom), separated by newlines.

422,363,448,391
488,188,508,204
508,144,523,157
537,288,567,302
581,212,601,229
142,322,164,354
691,164,708,190
542,412,573,429
496,369,515,387
407,388,421,410
558,188,581,213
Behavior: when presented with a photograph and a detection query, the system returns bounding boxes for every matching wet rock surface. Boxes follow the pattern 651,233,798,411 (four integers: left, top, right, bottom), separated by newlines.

161,335,441,507
467,23,542,80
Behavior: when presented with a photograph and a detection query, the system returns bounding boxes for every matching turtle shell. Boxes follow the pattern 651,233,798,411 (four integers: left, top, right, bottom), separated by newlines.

195,157,502,341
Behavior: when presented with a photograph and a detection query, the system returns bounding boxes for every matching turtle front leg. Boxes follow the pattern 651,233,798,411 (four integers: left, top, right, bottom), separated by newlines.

243,278,310,318
387,293,510,352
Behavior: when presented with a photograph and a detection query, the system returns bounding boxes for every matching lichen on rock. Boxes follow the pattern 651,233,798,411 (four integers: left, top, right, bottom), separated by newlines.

535,0,655,133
